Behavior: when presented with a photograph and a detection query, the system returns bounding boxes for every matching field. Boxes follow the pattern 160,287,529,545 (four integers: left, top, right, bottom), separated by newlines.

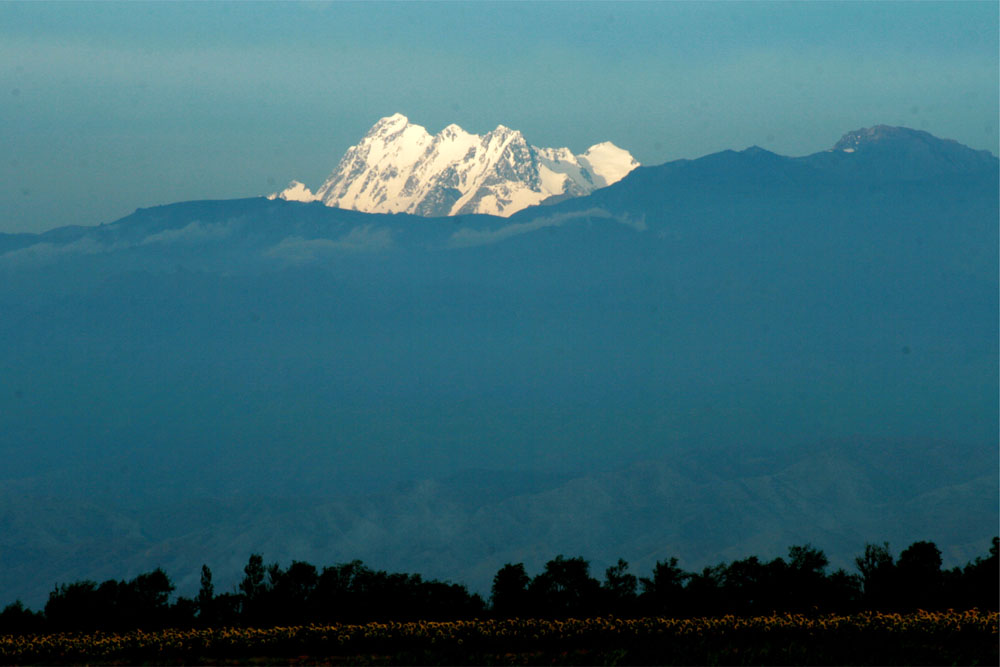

1,610,996,665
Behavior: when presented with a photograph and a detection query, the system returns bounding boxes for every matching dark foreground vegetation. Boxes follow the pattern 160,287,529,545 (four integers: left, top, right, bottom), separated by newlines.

1,538,995,635
0,612,996,666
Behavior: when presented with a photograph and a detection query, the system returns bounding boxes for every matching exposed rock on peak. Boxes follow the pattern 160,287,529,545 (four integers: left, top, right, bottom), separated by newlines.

271,115,639,217
824,124,998,178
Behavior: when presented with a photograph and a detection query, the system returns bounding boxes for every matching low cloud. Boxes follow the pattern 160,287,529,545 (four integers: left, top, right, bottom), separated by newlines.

0,220,241,268
140,220,237,245
266,225,394,263
448,208,642,247
0,237,120,268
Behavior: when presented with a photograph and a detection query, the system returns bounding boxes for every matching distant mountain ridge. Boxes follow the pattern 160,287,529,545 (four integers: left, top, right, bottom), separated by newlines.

832,124,996,162
0,124,995,609
268,113,639,217
3,438,993,607
810,125,1000,180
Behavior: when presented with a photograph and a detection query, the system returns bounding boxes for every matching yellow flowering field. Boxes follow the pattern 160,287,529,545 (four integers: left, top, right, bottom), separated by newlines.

1,610,996,665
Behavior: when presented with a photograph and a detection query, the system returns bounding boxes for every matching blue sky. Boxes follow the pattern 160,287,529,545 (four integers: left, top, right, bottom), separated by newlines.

1,1,997,233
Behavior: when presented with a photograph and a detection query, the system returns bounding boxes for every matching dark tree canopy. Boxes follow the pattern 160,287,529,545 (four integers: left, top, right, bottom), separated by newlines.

1,537,995,634
528,555,602,618
491,563,531,618
602,559,638,615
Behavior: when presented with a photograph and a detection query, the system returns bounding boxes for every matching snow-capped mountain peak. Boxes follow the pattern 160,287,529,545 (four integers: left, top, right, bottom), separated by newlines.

271,114,640,217
579,142,641,188
267,180,316,203
371,112,411,134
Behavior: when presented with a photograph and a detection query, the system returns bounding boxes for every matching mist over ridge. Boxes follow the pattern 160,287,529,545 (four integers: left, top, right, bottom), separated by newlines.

0,125,996,606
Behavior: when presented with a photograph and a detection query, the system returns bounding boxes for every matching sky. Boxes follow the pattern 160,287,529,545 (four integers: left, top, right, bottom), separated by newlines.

1,1,997,234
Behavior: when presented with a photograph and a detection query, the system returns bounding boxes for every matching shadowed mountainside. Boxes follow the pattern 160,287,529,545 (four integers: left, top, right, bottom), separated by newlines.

0,126,995,606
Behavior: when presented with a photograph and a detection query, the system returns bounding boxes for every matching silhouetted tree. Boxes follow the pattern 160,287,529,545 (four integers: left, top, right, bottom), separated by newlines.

964,536,999,610
721,556,773,615
44,581,100,631
314,559,367,623
529,555,601,618
786,544,828,611
240,554,266,600
855,542,896,609
413,580,485,620
197,564,215,625
309,559,482,623
12,538,999,631
239,553,269,624
269,560,319,624
897,541,943,609
825,568,863,613
0,600,44,635
123,568,174,629
639,557,689,616
168,596,198,628
788,544,828,574
95,579,124,628
211,592,243,627
491,563,531,618
685,565,725,616
43,569,174,631
602,559,638,616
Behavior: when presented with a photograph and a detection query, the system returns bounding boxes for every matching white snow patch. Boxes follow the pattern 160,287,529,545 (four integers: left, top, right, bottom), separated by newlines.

269,180,318,202
537,163,571,194
272,115,641,217
580,142,640,187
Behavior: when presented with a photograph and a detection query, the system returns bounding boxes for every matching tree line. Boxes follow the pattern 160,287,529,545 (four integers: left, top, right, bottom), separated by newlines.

1,538,995,633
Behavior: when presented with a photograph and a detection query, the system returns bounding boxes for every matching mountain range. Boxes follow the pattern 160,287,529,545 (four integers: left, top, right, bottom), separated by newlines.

0,124,996,607
268,113,639,216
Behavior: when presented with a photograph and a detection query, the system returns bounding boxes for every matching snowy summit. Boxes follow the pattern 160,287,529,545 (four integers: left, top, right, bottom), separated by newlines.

268,113,639,217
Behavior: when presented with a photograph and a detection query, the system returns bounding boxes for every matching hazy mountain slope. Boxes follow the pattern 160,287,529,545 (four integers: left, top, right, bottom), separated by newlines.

0,125,995,608
2,439,994,607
